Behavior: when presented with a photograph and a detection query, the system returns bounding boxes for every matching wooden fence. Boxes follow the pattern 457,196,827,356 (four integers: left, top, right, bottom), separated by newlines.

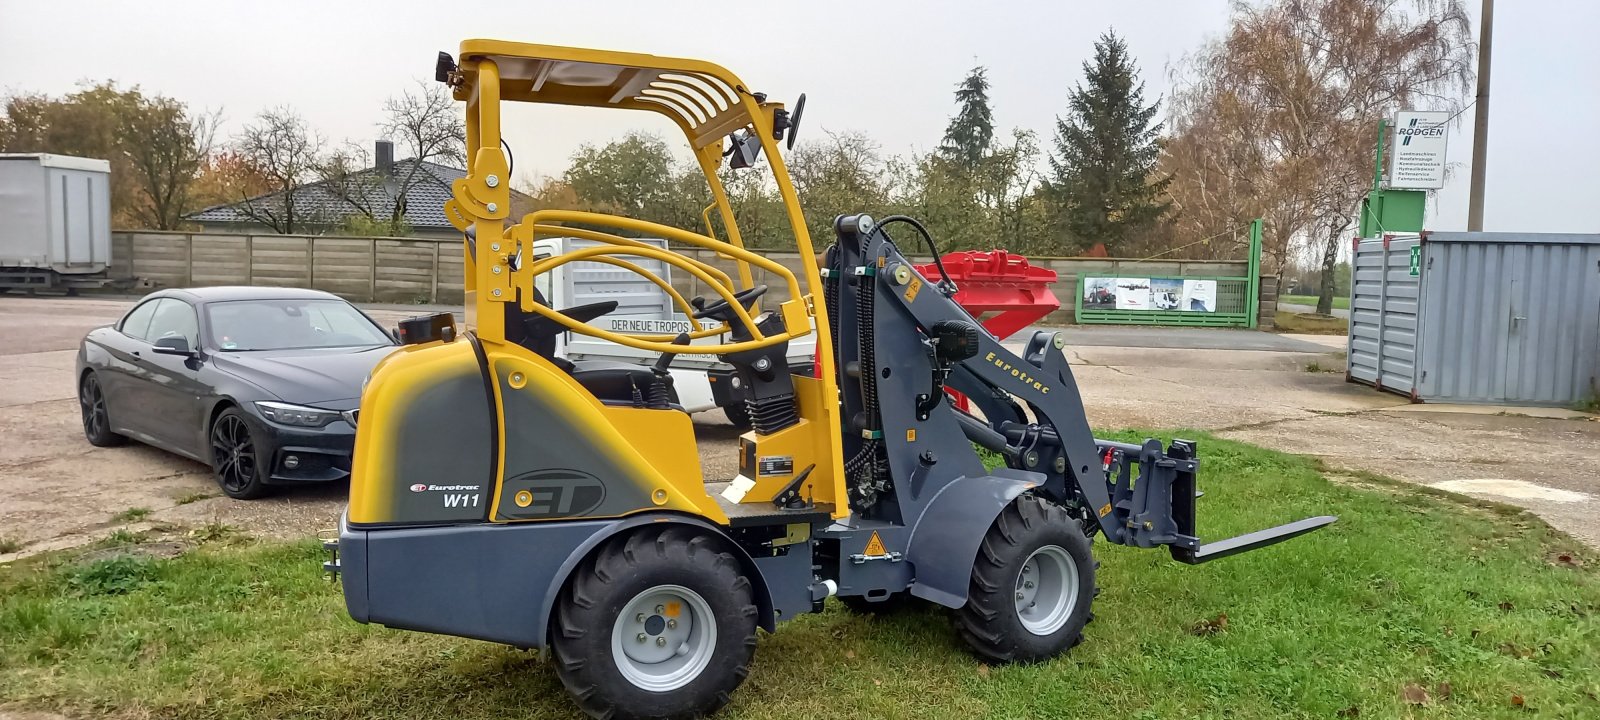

111,230,1278,327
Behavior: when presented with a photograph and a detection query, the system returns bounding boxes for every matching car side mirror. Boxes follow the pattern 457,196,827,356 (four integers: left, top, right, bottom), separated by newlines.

152,336,195,356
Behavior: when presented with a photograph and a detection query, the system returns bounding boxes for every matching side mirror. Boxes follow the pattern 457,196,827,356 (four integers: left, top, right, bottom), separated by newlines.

152,336,194,356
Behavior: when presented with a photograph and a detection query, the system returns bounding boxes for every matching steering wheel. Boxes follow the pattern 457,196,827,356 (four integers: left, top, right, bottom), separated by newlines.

690,285,768,321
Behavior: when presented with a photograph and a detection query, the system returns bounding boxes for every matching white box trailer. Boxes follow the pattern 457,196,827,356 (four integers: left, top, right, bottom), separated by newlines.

529,236,817,425
0,153,114,290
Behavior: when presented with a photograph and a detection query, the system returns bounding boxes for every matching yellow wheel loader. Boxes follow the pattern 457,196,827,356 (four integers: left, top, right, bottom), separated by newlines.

325,40,1335,720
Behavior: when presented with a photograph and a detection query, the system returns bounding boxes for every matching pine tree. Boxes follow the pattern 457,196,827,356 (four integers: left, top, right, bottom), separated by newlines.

938,66,994,172
1046,30,1170,254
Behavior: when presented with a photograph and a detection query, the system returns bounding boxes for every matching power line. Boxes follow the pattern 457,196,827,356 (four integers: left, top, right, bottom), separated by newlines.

1132,222,1254,264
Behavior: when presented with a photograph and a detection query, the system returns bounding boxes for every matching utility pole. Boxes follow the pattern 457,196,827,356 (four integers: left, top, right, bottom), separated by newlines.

1467,0,1493,231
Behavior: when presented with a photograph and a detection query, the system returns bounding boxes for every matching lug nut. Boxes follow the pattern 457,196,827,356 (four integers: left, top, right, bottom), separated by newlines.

667,619,678,630
1025,581,1035,589
636,633,647,642
1022,566,1031,575
656,637,667,647
1015,592,1024,600
636,613,646,623
655,605,665,614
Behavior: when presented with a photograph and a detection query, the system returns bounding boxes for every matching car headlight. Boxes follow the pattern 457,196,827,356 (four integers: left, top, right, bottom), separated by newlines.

255,401,340,428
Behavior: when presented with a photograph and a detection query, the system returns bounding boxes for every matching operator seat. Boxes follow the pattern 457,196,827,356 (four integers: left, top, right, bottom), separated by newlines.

504,289,674,407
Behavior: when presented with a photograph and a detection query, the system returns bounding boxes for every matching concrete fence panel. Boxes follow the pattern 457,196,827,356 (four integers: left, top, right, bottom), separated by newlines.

111,231,1276,325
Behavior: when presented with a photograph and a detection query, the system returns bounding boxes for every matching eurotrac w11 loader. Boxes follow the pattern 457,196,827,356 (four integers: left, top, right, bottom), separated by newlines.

325,40,1335,720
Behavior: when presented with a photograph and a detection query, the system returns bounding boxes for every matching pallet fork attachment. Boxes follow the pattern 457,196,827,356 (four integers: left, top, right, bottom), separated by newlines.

1095,438,1337,564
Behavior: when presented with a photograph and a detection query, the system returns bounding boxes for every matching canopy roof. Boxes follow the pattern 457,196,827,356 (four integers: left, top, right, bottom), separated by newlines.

458,40,760,149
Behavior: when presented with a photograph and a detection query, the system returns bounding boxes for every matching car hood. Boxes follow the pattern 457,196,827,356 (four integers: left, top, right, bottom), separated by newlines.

213,345,396,407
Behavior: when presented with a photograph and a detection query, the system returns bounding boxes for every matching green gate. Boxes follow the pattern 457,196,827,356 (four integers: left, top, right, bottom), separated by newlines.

1073,219,1262,328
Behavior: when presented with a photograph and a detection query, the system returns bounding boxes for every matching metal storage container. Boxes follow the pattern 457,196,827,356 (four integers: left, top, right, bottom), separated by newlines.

0,153,113,276
1349,231,1600,406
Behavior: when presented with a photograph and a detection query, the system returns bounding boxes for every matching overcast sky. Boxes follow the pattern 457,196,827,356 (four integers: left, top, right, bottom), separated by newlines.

2,0,1596,235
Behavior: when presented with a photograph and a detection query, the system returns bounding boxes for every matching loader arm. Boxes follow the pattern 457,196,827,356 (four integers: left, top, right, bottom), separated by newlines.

830,214,1334,559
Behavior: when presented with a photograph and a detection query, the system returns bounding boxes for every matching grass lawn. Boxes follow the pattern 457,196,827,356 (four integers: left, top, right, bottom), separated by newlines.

1275,310,1349,335
2,434,1597,719
1281,294,1351,310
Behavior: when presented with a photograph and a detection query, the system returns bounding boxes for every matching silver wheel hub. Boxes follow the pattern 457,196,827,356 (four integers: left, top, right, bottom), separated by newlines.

611,584,716,691
1015,545,1078,636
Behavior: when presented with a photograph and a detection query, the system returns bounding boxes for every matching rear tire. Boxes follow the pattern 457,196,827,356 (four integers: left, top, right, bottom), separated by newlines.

957,494,1095,663
552,527,758,720
78,373,125,447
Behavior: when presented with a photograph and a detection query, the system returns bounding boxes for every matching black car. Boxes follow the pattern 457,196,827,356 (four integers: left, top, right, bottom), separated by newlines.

76,287,398,499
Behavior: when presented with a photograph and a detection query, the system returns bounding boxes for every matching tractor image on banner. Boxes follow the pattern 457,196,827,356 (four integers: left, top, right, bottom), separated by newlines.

324,41,1335,720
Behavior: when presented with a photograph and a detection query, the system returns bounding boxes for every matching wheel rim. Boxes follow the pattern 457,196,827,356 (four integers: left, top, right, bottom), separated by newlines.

210,415,256,493
79,376,107,439
610,584,717,692
1015,545,1078,636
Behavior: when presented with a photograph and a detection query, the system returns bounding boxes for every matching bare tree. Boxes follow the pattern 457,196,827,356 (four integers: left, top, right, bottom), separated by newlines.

1168,0,1473,311
232,107,324,234
378,81,466,229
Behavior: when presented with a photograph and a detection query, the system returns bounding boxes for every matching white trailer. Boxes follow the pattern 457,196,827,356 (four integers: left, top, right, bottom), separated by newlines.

529,236,816,426
0,153,115,292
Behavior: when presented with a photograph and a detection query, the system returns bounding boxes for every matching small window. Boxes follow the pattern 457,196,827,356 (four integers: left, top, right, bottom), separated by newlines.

534,253,554,302
145,299,199,347
118,299,161,341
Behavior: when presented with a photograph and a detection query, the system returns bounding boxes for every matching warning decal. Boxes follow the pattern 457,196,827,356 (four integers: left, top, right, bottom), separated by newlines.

863,531,887,556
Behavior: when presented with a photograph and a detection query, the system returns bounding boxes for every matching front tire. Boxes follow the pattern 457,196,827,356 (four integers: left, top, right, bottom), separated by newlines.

552,527,758,720
210,408,270,500
79,373,125,447
957,494,1096,663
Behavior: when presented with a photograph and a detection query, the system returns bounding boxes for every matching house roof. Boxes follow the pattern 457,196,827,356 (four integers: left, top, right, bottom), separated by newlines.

186,158,524,230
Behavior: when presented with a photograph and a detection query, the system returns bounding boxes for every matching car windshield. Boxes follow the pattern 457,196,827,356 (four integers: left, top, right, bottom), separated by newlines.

206,299,392,351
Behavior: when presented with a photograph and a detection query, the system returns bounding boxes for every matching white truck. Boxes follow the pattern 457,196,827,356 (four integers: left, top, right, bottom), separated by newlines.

528,236,817,427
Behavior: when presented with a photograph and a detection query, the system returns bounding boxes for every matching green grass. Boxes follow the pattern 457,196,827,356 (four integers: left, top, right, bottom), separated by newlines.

175,491,218,506
1274,310,1349,335
112,507,152,523
1281,294,1350,310
2,434,1597,719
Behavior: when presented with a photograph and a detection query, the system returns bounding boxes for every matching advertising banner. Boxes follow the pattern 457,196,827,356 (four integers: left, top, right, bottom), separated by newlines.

1114,278,1150,310
1390,110,1450,190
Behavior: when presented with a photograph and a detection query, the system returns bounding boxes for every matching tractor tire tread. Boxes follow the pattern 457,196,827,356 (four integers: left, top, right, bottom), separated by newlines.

552,525,757,720
956,494,1096,664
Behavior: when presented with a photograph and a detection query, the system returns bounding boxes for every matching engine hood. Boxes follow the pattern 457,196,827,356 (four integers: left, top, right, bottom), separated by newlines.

213,345,395,407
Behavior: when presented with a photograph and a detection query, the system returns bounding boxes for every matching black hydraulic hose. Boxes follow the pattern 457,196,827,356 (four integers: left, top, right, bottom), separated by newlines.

873,215,954,293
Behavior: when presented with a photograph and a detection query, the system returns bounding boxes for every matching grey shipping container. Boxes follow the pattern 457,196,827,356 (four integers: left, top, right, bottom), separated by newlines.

0,153,113,280
1348,231,1600,406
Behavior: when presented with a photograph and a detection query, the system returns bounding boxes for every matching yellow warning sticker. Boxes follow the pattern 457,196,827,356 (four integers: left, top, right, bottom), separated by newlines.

665,601,682,618
906,428,917,442
863,531,887,556
1098,503,1112,518
903,276,923,302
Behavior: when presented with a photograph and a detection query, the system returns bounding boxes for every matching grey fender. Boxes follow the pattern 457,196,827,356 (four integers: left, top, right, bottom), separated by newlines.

905,470,1042,608
534,512,777,647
